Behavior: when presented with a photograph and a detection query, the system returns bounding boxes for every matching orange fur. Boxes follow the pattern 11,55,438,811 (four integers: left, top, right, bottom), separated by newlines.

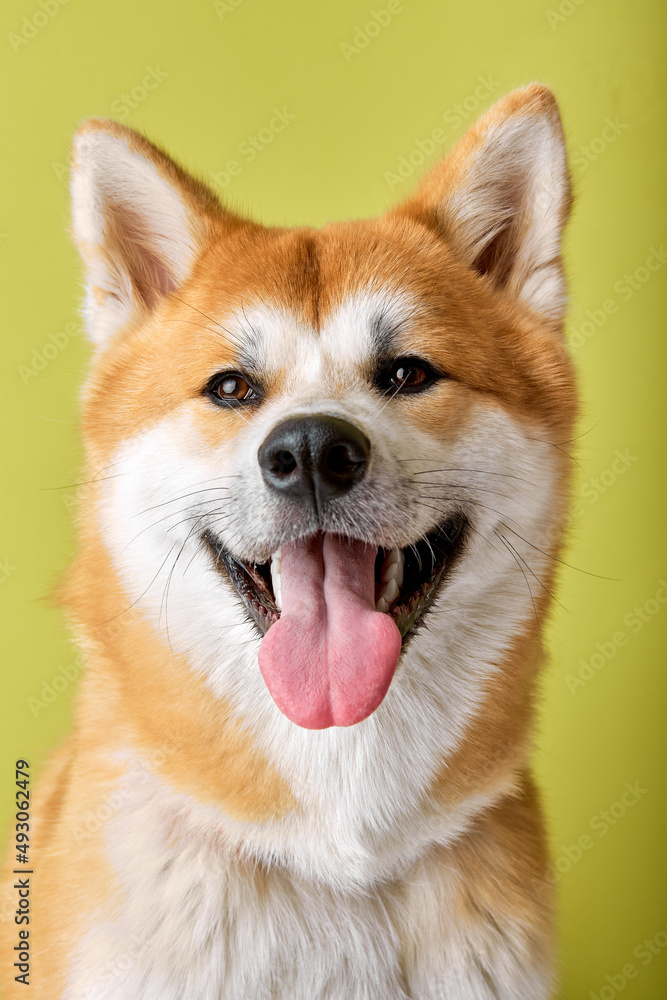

1,85,576,999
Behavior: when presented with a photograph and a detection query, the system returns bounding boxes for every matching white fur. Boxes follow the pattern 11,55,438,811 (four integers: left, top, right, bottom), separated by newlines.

67,290,561,998
67,766,550,1000
443,114,569,322
71,130,203,345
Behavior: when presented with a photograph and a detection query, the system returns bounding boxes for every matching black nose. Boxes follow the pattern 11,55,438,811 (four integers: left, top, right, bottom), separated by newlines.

258,415,370,503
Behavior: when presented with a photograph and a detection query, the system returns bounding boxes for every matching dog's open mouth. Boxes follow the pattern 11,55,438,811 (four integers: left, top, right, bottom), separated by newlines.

203,513,467,642
202,514,466,729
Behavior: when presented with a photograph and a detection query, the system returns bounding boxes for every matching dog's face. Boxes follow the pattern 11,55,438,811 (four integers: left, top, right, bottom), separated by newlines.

71,87,576,751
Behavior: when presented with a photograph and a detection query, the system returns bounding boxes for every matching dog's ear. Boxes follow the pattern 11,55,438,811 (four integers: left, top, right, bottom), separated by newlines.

71,120,234,346
394,84,571,327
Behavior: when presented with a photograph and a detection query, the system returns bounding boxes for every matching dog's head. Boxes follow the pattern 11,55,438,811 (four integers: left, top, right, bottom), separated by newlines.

70,85,576,738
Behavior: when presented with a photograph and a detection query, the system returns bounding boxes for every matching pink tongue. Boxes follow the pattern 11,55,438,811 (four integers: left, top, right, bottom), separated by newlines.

258,533,402,729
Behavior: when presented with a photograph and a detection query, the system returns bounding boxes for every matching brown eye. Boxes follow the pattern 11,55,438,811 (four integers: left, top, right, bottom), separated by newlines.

217,375,250,399
373,356,443,396
392,363,427,388
206,371,261,407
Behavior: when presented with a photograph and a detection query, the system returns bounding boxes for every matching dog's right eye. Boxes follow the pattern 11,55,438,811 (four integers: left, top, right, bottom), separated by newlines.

373,356,444,396
205,371,262,407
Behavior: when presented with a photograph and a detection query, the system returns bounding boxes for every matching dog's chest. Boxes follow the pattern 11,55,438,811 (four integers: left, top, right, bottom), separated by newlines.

68,832,411,1000
63,767,550,1000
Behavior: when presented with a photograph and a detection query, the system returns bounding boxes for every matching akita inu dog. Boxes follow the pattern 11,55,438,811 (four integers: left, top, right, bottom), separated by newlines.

2,84,577,998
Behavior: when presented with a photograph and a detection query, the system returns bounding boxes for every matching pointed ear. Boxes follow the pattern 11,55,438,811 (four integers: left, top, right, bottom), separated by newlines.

394,85,572,327
71,119,229,345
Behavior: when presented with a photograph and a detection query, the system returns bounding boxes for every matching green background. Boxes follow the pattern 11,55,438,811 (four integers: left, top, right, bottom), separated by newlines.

0,0,665,996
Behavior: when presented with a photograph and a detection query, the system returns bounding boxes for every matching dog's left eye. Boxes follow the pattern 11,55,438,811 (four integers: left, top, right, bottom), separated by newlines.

373,356,443,395
205,371,260,406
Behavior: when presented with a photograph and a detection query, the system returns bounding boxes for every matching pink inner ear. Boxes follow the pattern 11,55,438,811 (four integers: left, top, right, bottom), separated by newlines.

105,202,178,310
392,84,570,323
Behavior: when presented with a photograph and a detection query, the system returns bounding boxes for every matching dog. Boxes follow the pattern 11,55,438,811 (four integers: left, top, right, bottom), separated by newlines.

1,84,577,998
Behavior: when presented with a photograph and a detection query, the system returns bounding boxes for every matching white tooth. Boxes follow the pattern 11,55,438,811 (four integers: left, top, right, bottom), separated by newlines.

376,596,390,613
270,556,282,609
382,578,400,605
381,548,404,588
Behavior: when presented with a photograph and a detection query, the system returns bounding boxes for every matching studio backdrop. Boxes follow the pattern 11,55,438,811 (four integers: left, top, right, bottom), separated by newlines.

0,1,665,998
